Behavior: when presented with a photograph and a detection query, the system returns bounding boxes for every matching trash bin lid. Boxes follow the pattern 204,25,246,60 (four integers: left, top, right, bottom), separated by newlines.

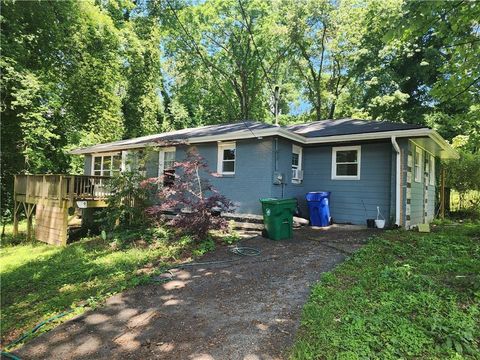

260,198,297,205
306,191,331,201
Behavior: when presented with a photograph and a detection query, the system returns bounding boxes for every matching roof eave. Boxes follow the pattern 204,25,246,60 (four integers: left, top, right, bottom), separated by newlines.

428,130,459,159
69,126,457,158
302,128,432,144
69,142,158,155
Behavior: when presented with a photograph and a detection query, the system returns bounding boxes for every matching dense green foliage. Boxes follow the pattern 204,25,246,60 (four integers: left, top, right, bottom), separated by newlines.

100,151,155,231
444,136,480,214
1,0,479,212
292,223,480,359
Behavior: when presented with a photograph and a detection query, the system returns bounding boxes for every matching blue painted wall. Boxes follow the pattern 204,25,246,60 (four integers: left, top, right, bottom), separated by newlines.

175,138,274,214
270,138,306,208
82,137,401,225
273,139,393,225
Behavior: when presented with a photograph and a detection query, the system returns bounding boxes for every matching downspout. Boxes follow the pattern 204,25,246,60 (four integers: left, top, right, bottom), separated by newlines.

391,136,401,226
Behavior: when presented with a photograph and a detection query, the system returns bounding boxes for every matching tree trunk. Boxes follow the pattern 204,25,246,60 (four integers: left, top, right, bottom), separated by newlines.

445,187,451,213
328,101,336,119
314,76,323,121
315,104,322,122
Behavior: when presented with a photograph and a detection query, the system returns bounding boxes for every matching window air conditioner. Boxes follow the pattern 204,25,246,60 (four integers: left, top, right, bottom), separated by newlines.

292,168,303,181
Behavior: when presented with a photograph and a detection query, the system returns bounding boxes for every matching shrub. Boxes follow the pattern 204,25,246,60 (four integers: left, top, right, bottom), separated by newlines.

108,227,171,248
100,151,156,232
146,149,234,241
192,237,216,257
221,221,241,245
444,146,480,214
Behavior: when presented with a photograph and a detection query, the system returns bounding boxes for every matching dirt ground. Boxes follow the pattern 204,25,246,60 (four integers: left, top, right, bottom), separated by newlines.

14,227,376,360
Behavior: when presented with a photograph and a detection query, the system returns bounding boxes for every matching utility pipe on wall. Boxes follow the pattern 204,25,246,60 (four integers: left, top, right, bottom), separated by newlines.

391,136,401,226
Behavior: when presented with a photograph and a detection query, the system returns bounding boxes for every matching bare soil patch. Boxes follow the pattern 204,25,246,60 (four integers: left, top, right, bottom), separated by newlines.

15,227,375,360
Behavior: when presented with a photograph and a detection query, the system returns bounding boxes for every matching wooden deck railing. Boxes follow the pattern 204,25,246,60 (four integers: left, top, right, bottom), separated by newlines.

14,174,113,207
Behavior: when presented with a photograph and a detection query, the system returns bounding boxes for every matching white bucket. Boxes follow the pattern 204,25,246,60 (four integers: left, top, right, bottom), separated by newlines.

375,219,385,229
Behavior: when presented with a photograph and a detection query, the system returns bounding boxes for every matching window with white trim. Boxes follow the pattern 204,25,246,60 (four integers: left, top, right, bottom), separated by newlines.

159,147,176,186
93,153,122,176
429,155,435,186
292,144,303,183
217,142,236,175
414,147,422,182
331,146,361,180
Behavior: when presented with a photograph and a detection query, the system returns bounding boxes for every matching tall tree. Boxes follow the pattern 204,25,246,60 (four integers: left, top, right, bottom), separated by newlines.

0,0,163,212
282,0,404,121
344,0,479,148
156,0,290,123
121,16,164,138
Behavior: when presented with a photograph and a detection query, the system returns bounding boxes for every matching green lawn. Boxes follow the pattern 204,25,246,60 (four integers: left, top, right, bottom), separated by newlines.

0,225,195,347
292,222,480,359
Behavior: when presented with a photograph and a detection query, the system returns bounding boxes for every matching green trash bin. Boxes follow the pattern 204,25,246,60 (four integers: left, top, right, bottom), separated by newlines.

259,198,297,240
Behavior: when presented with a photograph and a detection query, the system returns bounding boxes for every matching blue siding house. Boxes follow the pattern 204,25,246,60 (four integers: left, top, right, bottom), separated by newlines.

72,119,458,228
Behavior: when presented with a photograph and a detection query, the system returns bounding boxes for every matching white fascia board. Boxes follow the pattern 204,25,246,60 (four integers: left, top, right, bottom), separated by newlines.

70,142,180,155
71,127,457,159
71,143,151,155
428,130,459,159
302,128,432,144
187,127,305,144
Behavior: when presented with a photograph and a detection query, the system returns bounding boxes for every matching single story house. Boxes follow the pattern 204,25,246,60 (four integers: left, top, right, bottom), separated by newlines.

71,118,458,228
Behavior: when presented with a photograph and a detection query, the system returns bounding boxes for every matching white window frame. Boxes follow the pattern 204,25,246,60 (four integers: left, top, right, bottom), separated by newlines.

91,152,122,176
429,155,435,186
158,147,176,176
331,145,361,180
414,147,422,183
292,144,303,184
217,142,236,175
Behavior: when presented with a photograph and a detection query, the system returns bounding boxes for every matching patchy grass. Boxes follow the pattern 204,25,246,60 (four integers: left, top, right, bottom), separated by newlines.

292,222,480,359
0,226,201,348
1,220,29,246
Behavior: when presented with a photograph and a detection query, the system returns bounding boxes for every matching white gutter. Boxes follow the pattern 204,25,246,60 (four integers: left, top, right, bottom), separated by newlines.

391,136,401,227
70,127,458,160
186,128,433,145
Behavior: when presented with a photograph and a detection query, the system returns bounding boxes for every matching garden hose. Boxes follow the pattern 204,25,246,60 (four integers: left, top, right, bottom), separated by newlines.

178,245,261,267
1,351,21,360
2,246,262,359
1,308,78,360
229,246,261,257
153,245,261,282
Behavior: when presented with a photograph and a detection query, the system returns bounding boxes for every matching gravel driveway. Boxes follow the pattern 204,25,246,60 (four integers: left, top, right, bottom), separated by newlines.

15,227,374,360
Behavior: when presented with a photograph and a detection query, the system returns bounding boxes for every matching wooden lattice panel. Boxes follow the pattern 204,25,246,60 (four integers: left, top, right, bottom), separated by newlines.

35,204,68,246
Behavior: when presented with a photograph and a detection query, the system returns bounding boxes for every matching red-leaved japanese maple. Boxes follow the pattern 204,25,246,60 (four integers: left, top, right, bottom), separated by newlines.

145,149,234,241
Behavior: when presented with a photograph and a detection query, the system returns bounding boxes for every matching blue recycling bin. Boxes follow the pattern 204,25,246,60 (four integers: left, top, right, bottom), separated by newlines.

306,191,331,227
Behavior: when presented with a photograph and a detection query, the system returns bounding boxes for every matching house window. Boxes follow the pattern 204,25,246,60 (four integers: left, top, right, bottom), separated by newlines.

93,153,122,176
217,142,236,175
331,146,361,180
159,147,176,186
414,147,422,182
292,144,303,183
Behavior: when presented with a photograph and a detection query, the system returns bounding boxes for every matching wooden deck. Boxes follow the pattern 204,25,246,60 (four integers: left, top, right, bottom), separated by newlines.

13,174,112,245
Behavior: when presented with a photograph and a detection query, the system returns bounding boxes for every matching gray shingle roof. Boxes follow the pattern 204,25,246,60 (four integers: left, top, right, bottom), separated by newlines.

71,118,430,154
286,118,427,138
71,121,276,154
